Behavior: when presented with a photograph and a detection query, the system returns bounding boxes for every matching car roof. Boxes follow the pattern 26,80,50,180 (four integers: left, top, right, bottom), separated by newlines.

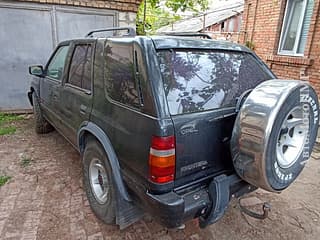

58,35,251,53
149,36,250,52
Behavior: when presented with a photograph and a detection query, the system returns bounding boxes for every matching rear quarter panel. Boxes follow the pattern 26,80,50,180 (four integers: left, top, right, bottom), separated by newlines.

90,39,172,194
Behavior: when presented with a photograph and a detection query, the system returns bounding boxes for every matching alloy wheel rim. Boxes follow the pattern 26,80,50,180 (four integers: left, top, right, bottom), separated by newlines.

276,106,309,169
89,158,109,204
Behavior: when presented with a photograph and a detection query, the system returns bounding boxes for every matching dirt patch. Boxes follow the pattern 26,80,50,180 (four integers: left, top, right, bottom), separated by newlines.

0,117,320,240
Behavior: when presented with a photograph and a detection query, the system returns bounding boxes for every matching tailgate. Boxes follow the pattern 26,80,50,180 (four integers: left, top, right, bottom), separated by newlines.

156,48,275,187
172,108,236,187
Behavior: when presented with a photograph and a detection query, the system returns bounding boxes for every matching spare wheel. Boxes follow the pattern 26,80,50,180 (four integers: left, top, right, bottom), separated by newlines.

231,79,319,192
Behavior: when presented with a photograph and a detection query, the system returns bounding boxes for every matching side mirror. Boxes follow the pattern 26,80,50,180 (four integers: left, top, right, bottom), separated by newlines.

29,65,44,76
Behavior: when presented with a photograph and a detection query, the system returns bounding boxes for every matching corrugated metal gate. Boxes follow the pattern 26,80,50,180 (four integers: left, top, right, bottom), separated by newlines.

0,2,117,111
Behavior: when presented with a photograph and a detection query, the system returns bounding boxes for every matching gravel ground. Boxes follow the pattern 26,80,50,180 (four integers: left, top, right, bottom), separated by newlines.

0,116,320,240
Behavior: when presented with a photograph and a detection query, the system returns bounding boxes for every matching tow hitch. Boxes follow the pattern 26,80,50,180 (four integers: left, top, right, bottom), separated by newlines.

199,175,231,228
198,174,268,228
198,174,250,228
238,198,271,220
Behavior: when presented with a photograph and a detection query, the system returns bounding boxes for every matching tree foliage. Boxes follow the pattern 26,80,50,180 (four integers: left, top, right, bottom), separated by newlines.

136,0,209,35
136,0,180,35
165,0,209,12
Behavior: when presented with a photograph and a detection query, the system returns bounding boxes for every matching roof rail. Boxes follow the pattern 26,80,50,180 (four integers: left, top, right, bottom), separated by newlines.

85,27,136,38
161,32,212,39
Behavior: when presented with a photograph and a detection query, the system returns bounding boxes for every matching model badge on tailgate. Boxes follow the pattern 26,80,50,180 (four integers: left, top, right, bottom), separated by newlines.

181,161,208,173
180,122,199,135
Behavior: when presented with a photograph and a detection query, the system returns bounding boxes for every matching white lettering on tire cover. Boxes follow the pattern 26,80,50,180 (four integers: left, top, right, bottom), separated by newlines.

274,161,293,182
299,87,318,164
300,88,319,124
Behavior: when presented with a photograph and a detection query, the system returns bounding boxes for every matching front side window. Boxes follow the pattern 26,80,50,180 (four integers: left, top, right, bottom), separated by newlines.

279,0,314,55
47,45,69,81
104,43,140,108
158,50,274,115
67,44,93,91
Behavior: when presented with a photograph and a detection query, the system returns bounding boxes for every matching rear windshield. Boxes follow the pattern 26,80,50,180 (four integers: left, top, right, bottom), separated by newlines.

157,50,274,115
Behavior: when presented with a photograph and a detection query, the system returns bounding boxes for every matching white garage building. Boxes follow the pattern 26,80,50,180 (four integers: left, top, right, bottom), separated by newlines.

0,0,139,111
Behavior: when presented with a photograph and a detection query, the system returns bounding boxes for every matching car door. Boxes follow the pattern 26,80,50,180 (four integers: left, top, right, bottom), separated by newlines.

59,41,94,146
40,43,70,127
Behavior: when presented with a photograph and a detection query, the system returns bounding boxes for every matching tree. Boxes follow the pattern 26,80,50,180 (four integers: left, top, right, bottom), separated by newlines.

136,0,209,35
136,0,180,35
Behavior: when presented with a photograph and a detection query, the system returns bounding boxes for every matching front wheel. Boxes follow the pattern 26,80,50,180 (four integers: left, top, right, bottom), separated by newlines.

32,92,54,134
82,138,116,224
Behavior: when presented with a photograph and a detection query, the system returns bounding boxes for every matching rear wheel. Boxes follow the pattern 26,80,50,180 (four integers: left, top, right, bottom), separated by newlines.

32,92,54,134
82,138,116,224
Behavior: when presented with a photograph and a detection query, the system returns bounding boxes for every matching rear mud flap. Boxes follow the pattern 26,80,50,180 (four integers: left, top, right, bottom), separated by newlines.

115,189,143,230
199,175,231,228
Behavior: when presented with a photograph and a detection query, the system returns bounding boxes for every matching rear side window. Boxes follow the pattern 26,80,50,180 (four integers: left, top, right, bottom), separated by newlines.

67,44,93,91
104,42,140,108
157,50,274,115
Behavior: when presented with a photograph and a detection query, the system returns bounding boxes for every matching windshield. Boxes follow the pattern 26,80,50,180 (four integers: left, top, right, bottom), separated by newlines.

157,50,274,115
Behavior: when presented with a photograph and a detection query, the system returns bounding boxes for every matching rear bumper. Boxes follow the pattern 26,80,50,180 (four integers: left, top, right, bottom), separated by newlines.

144,174,255,228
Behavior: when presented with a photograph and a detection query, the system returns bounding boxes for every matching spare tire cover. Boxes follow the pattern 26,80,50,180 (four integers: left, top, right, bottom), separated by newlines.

231,79,319,192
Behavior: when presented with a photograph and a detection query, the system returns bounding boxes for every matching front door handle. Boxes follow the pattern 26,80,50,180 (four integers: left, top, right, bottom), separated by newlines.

52,94,58,101
80,104,87,115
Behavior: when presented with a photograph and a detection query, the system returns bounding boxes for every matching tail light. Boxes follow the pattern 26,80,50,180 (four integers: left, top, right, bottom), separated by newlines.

149,135,175,184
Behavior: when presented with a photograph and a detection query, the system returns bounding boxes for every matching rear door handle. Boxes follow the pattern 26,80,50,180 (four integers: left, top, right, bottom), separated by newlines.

80,104,87,115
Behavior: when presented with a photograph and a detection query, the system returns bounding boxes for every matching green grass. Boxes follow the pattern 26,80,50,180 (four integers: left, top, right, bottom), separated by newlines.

0,113,23,123
0,113,23,136
0,126,16,135
0,176,11,187
20,156,32,167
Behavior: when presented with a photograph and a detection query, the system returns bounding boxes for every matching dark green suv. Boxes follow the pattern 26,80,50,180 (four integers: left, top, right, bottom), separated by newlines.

28,27,319,229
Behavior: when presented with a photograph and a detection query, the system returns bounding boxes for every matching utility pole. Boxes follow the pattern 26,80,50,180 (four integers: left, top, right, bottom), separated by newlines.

203,13,206,32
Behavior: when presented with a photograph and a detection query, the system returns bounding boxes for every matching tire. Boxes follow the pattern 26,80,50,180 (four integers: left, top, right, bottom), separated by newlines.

82,138,116,224
32,92,54,134
231,80,319,192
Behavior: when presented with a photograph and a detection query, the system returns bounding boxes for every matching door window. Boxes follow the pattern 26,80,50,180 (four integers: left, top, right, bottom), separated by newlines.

67,44,93,91
47,45,69,81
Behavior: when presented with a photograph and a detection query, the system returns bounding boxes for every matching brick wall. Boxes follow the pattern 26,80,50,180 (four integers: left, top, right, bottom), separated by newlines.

16,0,142,12
240,0,320,96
